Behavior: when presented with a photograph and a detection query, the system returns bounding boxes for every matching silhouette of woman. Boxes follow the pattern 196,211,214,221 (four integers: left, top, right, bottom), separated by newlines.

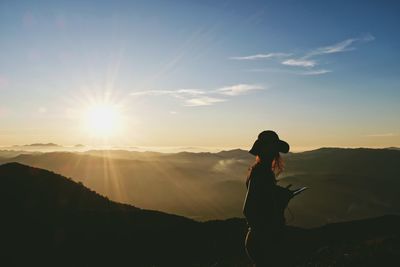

243,130,291,266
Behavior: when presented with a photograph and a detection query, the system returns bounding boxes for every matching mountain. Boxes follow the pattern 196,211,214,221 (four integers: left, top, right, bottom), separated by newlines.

294,215,400,266
0,149,41,158
279,148,400,226
1,148,399,227
0,151,246,221
1,163,399,266
0,162,247,266
386,147,400,151
75,144,85,147
23,142,61,147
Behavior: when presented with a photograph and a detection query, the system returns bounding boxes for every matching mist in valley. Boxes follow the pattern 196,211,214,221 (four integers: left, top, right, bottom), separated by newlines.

2,147,399,227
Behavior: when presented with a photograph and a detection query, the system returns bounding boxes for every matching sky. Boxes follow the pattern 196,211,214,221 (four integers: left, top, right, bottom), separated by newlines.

0,0,399,151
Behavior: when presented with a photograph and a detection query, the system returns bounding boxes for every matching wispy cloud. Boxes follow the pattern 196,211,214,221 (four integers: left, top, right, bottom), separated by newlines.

216,84,263,96
365,133,398,137
305,34,375,58
184,97,226,107
230,52,291,60
306,38,357,57
280,34,374,70
131,84,264,107
130,89,204,97
299,69,332,75
281,59,317,68
245,68,330,76
235,33,375,75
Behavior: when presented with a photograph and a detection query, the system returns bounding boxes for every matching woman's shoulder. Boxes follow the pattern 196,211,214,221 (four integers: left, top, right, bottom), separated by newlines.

248,162,274,181
250,162,273,174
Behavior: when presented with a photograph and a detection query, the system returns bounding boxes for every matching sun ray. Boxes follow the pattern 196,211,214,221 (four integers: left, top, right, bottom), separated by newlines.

84,103,122,138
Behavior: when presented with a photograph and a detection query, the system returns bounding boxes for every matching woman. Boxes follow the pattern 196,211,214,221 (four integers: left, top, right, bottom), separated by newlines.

243,130,292,266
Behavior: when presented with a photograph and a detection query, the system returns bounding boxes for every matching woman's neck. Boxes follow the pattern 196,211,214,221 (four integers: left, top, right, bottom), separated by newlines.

256,159,273,171
258,156,274,165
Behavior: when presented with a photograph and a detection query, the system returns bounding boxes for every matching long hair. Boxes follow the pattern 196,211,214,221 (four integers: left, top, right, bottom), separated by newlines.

246,151,284,188
256,152,284,176
271,152,284,176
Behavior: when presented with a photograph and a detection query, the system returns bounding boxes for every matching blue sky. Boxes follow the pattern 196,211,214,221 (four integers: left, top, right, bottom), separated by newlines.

0,0,399,150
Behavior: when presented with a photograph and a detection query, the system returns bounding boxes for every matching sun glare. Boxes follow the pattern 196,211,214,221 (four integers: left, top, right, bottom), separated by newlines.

85,104,122,137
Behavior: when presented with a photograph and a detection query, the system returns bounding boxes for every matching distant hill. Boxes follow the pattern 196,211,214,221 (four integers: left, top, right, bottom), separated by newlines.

0,149,41,158
0,163,399,266
385,147,400,151
74,144,86,147
1,148,399,226
23,142,61,147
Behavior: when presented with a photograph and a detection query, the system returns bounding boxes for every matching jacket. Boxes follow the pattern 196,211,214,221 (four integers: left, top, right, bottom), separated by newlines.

243,162,291,231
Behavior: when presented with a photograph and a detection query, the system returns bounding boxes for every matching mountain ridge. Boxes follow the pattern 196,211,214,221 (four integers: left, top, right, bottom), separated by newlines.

1,162,399,266
1,147,399,225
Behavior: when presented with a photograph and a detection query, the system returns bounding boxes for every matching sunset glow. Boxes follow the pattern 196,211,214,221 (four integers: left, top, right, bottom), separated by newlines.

84,104,122,138
0,0,399,149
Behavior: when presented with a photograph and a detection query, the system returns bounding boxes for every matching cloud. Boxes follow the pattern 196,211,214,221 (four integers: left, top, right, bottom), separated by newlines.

184,97,226,107
280,34,374,69
245,68,331,75
361,33,376,42
305,34,375,58
131,89,204,97
365,133,398,137
131,84,264,107
230,52,291,60
306,38,357,57
235,33,375,74
299,69,332,75
130,90,171,96
213,159,247,172
281,59,317,67
216,84,264,96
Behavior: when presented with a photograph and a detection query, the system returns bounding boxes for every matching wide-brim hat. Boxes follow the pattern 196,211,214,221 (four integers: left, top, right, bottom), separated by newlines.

249,130,289,156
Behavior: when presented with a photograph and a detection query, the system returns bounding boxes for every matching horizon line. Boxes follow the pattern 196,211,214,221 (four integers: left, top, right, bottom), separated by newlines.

0,144,398,154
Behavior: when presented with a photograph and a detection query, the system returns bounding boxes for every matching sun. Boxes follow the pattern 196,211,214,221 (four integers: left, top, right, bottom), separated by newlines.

84,104,123,138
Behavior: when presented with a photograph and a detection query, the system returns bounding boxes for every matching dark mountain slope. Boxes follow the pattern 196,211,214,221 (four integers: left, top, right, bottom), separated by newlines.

297,215,400,266
0,162,137,212
0,163,247,267
0,163,399,266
